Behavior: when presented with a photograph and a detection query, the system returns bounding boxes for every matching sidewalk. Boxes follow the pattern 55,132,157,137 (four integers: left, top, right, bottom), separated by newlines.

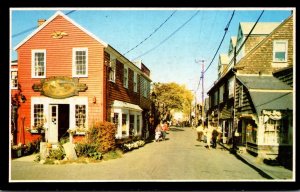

219,142,293,180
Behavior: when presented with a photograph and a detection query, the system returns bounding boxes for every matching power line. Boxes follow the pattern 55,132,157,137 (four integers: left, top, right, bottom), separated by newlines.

203,10,235,74
12,10,76,39
195,10,235,92
123,10,176,56
226,10,265,67
133,11,200,61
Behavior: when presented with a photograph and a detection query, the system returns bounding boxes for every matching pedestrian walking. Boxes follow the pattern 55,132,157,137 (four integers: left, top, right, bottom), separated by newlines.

196,122,204,142
204,124,213,149
212,127,219,148
155,122,163,142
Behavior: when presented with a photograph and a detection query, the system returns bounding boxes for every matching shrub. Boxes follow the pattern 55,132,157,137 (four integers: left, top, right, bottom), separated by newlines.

23,139,41,156
75,142,102,160
86,121,117,153
48,146,65,160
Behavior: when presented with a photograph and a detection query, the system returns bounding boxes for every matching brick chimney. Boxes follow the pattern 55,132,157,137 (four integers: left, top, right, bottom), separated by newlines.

38,19,46,27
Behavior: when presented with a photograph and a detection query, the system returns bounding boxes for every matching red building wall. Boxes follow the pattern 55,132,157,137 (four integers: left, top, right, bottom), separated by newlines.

16,14,106,143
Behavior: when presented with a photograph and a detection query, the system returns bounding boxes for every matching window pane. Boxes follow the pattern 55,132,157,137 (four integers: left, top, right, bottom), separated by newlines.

75,50,87,75
34,52,45,77
75,105,86,128
33,104,44,128
275,52,286,61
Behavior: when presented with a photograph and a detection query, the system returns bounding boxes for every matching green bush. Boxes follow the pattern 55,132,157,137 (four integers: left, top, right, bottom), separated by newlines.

75,142,102,159
86,121,117,153
23,140,41,155
48,146,65,160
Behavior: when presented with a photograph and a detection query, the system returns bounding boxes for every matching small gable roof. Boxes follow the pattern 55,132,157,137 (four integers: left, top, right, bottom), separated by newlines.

14,11,108,50
239,22,281,35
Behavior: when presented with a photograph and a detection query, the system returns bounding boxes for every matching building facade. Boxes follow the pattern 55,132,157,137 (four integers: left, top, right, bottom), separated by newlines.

11,11,151,146
207,14,294,164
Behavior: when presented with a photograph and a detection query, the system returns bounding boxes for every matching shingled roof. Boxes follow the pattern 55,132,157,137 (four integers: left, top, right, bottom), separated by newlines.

237,75,293,115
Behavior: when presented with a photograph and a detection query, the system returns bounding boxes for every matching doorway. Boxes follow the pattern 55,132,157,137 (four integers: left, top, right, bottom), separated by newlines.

48,104,70,143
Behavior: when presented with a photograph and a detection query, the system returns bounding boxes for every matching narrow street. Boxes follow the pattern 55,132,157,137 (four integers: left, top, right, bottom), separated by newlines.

11,126,269,181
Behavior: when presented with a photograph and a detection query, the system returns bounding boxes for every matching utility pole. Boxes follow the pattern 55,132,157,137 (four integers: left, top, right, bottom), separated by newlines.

201,60,205,128
196,59,205,128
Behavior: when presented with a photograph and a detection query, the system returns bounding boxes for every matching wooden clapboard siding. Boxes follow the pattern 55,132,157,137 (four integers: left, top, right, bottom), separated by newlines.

16,14,106,142
108,59,140,106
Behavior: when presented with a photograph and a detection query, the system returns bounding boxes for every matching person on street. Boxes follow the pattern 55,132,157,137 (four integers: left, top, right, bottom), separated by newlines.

204,123,213,149
212,126,219,148
196,122,204,142
155,122,163,142
162,121,169,140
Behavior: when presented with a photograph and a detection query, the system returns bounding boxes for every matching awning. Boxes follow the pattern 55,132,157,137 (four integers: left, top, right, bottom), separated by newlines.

111,100,142,112
249,91,293,115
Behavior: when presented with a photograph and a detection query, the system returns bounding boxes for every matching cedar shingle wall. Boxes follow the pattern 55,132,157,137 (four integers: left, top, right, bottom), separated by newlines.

237,17,293,75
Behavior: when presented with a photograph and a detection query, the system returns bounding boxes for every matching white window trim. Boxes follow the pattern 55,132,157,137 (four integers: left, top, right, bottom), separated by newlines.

133,72,138,92
31,96,88,141
123,66,128,88
112,109,142,139
273,40,288,63
72,47,88,77
31,49,46,78
10,68,18,90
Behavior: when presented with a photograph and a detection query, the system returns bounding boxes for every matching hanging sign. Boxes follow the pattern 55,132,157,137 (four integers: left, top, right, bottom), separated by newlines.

32,76,88,99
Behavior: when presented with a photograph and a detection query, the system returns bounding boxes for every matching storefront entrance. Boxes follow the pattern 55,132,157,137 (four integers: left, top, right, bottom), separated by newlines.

48,104,69,143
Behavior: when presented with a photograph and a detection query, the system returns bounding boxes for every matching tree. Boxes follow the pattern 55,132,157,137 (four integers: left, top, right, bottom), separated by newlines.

151,82,194,122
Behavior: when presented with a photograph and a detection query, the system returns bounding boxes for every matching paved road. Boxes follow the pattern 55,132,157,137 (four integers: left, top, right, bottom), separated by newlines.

11,127,269,181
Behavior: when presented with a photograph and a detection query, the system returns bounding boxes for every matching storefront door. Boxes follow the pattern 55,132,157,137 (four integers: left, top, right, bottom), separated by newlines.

48,105,58,143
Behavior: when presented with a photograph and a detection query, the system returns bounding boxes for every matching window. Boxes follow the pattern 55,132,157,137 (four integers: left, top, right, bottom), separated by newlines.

273,40,288,62
142,79,148,98
213,91,218,106
129,115,135,136
133,72,138,92
228,77,234,98
32,50,46,78
73,48,88,77
219,85,224,103
11,70,18,89
137,115,140,134
112,113,119,127
33,104,45,128
122,114,127,135
123,66,128,88
109,57,116,82
238,85,243,107
75,105,86,128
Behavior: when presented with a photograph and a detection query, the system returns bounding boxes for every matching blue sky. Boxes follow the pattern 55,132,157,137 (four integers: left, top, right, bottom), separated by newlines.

10,8,293,102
